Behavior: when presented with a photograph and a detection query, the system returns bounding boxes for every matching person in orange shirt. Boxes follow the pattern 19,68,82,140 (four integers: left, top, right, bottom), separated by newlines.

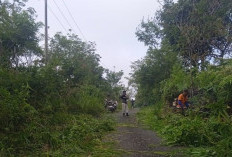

177,90,189,109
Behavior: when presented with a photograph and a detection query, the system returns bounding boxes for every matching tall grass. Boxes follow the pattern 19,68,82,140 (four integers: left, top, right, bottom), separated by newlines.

137,106,232,156
0,67,116,156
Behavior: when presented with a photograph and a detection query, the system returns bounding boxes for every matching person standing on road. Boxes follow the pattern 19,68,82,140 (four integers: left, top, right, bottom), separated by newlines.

120,90,129,116
131,99,135,109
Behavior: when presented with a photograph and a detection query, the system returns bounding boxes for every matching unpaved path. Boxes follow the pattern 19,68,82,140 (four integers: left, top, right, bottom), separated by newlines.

106,108,181,157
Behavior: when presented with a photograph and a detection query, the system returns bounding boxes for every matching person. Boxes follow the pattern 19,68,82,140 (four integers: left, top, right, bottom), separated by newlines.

104,94,111,109
120,90,129,116
114,100,118,109
177,90,189,110
131,99,135,109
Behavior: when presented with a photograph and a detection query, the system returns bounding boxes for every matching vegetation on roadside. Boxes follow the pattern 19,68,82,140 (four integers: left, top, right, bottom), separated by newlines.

0,0,122,156
133,0,232,156
138,105,232,156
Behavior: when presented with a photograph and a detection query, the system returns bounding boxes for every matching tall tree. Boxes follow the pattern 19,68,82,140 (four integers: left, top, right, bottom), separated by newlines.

136,0,232,68
105,69,124,99
0,0,42,68
130,43,177,105
48,33,105,90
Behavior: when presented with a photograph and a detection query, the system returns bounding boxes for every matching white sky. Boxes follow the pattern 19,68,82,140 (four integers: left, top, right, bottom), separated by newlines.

26,0,160,85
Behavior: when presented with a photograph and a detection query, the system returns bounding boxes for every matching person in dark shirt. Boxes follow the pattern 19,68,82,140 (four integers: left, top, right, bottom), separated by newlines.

131,99,135,109
120,90,129,116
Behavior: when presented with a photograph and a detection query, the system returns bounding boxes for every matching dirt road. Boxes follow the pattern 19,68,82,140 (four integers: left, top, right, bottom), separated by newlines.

106,108,181,157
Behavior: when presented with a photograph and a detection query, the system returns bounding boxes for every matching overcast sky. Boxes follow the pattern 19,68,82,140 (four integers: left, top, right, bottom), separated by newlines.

26,0,160,85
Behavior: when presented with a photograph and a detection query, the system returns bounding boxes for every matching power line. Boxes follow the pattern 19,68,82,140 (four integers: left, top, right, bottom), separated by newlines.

61,0,87,41
51,0,75,34
47,4,67,33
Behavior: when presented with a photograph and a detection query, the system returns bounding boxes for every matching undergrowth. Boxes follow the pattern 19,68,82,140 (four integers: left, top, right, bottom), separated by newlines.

0,66,120,156
0,113,116,156
137,106,232,157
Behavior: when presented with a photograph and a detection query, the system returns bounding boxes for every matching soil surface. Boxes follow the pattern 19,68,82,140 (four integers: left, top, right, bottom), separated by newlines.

105,108,181,157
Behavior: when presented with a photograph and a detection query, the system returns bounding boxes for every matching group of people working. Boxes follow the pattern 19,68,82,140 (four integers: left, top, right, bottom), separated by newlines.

106,89,189,117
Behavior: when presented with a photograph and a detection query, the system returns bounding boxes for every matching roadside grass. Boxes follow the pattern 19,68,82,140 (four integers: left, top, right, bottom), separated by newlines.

137,106,191,156
0,113,119,157
48,113,119,157
137,106,232,157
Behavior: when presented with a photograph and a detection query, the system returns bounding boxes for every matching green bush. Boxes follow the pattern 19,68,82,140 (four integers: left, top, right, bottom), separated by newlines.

26,66,65,112
161,64,191,103
66,85,104,116
138,106,232,156
44,114,115,156
0,65,113,155
195,64,232,115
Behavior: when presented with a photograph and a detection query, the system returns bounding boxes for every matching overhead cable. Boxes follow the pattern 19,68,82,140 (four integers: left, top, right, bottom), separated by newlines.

51,0,76,34
48,4,67,33
61,0,87,41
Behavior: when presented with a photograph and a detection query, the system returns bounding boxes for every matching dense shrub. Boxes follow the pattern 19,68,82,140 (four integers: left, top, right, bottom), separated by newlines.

0,1,121,156
42,114,115,156
161,64,191,103
0,48,115,156
138,105,232,156
65,85,104,116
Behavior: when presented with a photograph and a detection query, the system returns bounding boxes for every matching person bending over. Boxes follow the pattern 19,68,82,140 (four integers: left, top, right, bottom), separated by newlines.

177,90,189,110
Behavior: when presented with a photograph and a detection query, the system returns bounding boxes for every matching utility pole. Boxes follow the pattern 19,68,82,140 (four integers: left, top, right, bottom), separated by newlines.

45,0,48,64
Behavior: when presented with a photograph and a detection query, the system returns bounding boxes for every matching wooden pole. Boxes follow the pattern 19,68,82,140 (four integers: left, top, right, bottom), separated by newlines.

45,0,48,64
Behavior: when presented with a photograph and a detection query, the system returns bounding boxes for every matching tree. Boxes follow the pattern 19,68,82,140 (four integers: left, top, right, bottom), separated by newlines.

136,0,232,69
130,43,177,105
0,0,42,68
105,69,123,88
105,69,124,99
49,33,104,87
